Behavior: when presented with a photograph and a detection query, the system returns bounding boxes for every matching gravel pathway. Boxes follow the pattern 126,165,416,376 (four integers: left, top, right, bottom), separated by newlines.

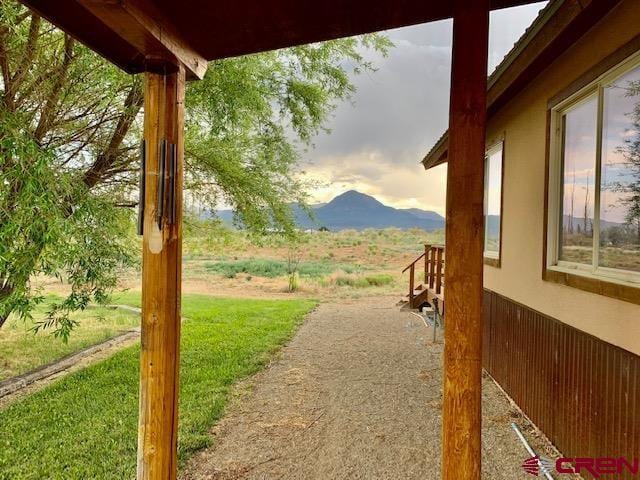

181,296,561,480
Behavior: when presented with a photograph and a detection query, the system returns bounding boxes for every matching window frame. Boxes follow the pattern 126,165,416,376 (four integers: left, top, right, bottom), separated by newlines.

484,138,505,267
546,50,640,289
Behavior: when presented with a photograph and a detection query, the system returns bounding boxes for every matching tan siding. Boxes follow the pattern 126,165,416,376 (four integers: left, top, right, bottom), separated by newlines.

484,290,640,477
484,0,640,356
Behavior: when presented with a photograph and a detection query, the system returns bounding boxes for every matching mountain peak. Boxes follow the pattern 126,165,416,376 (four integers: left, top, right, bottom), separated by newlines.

338,189,368,197
216,190,445,231
329,190,383,207
303,190,444,231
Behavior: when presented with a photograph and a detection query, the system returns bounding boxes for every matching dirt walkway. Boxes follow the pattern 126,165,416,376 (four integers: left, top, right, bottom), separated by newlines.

182,296,559,480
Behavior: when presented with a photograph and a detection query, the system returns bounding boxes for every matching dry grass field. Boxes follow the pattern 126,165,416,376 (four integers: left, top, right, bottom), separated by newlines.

3,222,442,383
37,221,443,302
176,220,444,300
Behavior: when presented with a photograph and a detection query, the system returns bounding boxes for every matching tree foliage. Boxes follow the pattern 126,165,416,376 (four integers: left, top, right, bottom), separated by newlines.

0,1,391,335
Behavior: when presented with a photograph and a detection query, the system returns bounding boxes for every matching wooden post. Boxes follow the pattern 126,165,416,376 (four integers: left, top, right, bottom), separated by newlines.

428,247,436,290
138,65,185,480
442,1,489,479
409,263,415,306
424,244,431,283
436,247,443,295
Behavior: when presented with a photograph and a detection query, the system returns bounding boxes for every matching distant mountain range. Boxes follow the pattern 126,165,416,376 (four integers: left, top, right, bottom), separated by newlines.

216,190,445,231
562,215,623,231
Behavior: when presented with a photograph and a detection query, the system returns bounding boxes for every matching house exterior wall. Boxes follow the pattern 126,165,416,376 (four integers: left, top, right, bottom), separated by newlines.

482,290,640,465
483,0,640,357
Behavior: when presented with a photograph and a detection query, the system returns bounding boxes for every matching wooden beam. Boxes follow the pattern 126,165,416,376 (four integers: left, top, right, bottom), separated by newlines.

77,0,207,79
21,0,541,76
442,1,489,479
137,65,185,480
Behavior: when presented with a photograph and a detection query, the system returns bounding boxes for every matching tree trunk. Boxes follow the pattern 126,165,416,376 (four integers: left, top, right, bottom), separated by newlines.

0,284,15,328
0,82,143,329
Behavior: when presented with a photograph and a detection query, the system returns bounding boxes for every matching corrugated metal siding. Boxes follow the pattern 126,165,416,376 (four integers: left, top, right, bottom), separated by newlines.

483,289,640,478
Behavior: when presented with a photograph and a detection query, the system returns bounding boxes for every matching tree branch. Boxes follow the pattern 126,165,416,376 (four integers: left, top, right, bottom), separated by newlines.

5,14,41,109
0,24,11,97
83,82,143,188
33,35,75,142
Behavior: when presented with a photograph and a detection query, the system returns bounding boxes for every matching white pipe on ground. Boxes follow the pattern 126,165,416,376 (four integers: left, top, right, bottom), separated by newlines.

409,311,430,330
511,423,555,480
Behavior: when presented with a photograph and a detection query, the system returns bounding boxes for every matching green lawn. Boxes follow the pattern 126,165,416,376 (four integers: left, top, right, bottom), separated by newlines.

0,294,316,480
0,300,140,380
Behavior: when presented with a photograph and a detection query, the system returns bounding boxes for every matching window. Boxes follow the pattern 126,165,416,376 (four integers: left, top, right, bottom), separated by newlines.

548,54,640,285
484,141,503,262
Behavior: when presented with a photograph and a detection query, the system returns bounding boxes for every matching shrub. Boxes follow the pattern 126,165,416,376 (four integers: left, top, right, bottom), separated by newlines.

205,258,361,279
288,272,300,292
206,259,287,278
332,273,394,288
364,274,394,286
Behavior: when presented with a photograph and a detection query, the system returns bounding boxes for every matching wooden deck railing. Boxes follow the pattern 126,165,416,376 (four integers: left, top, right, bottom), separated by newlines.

402,251,425,306
402,244,445,308
426,244,445,295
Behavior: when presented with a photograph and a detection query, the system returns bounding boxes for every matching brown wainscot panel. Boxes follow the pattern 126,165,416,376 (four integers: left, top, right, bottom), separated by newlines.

483,289,640,479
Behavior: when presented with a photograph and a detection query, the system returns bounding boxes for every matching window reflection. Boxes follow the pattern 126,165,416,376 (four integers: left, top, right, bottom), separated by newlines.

559,95,597,265
484,144,502,257
600,65,640,273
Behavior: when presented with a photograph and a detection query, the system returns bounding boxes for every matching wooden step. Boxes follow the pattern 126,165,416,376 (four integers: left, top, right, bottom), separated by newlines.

408,287,434,309
406,292,424,298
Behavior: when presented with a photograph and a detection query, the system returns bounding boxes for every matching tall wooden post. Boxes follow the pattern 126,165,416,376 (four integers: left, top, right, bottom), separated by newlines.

442,1,489,479
138,65,185,480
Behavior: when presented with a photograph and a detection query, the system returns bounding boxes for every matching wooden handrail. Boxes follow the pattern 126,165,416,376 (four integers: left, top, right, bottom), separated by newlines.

402,244,445,308
402,252,426,273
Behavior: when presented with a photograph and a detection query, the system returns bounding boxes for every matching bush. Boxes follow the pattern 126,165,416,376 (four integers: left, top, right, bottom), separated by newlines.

364,274,394,286
288,272,300,292
205,258,361,279
334,276,365,287
332,273,394,288
205,259,287,278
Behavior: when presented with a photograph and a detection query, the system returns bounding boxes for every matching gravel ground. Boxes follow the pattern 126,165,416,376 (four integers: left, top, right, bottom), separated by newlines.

181,296,566,480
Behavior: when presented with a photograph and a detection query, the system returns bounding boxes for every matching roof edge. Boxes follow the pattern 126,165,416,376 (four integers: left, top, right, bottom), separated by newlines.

422,132,449,170
422,0,565,170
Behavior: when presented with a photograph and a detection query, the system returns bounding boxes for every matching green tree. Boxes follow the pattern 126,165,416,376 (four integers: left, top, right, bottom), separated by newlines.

0,2,391,334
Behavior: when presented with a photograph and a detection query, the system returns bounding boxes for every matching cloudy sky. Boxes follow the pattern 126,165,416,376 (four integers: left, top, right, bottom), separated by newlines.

299,2,547,215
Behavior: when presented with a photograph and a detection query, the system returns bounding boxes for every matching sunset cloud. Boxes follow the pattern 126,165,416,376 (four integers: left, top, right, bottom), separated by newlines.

301,2,548,213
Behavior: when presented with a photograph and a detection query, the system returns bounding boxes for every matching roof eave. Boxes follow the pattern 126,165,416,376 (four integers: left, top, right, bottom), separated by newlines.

422,0,563,170
422,133,449,170
422,0,622,170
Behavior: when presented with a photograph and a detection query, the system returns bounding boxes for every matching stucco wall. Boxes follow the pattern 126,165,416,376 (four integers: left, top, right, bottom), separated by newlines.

484,0,640,355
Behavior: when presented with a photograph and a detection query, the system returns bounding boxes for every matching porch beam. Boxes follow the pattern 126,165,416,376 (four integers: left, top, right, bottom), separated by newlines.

76,0,207,79
442,1,489,479
137,65,185,480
